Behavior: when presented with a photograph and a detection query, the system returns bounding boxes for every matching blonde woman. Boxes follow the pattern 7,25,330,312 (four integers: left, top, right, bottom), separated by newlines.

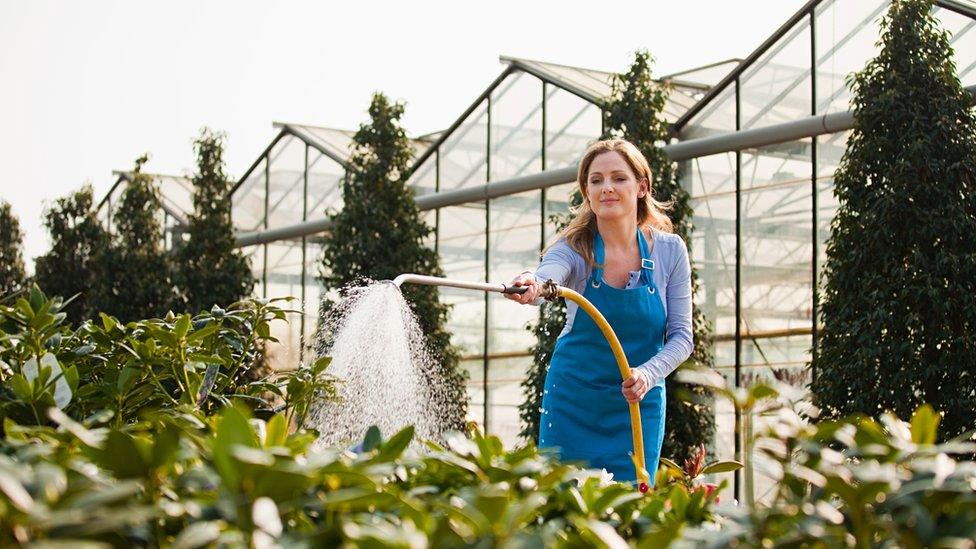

505,139,693,484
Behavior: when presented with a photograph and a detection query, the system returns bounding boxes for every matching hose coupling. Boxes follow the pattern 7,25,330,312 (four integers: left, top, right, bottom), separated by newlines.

540,279,560,302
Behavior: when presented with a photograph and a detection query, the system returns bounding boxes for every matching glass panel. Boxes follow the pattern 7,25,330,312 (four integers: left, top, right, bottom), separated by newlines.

263,240,304,370
302,240,325,362
488,191,542,355
689,190,737,338
490,72,543,181
487,356,531,446
815,0,888,115
266,135,306,230
440,102,488,191
707,340,737,489
233,157,266,232
438,203,487,355
740,18,811,129
740,139,813,336
544,182,577,245
681,85,736,140
545,87,601,170
816,130,847,285
306,148,344,219
462,358,485,427
936,6,976,87
407,148,438,197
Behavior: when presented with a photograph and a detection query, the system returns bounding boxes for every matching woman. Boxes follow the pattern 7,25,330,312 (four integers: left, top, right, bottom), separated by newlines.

505,138,693,484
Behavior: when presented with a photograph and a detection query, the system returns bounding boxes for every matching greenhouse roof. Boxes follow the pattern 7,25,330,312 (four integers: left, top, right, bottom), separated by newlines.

99,171,193,227
272,122,437,168
674,0,976,132
499,54,729,122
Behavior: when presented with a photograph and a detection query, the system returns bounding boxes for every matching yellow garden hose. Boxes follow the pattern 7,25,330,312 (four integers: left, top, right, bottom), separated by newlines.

552,284,650,491
391,274,650,491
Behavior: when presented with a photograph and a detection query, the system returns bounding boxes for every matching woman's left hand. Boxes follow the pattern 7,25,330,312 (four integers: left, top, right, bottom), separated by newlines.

621,370,651,403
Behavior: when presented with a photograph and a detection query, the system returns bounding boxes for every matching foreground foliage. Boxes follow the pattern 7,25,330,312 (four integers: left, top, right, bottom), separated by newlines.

2,288,975,547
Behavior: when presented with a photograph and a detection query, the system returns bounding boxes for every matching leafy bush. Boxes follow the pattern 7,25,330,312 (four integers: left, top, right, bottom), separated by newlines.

0,286,334,429
4,287,974,547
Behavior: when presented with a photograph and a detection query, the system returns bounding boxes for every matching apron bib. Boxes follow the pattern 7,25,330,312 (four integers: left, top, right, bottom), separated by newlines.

539,228,667,484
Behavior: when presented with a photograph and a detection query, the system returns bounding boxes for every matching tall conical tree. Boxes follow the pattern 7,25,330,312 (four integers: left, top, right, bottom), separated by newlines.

97,155,174,321
172,128,254,313
318,92,467,432
0,201,27,297
812,0,976,441
601,50,715,464
34,186,109,323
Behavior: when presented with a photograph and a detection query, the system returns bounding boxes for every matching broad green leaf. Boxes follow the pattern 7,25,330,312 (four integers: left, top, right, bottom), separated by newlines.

213,404,259,488
700,460,744,476
375,425,414,462
363,425,383,452
264,414,288,448
910,404,940,445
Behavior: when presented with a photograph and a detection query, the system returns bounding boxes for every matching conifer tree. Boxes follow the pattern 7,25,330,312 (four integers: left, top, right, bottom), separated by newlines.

812,0,976,440
0,201,27,297
97,155,174,321
172,128,254,313
318,92,467,432
34,186,109,323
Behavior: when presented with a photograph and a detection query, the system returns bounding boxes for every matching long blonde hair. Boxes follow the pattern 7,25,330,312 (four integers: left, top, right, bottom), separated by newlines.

550,139,673,267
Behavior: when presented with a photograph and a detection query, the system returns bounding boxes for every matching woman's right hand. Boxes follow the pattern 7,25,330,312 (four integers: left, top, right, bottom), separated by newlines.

505,272,540,305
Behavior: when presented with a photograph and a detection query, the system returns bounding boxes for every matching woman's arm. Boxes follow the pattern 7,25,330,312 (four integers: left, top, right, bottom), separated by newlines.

633,238,694,385
504,240,581,306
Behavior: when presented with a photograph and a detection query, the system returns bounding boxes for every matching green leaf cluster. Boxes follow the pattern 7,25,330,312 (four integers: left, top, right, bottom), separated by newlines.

318,92,466,432
676,367,976,547
34,185,110,324
0,286,334,429
812,0,976,442
0,201,27,297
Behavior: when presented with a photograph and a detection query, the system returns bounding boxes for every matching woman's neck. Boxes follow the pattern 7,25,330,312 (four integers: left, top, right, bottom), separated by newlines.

596,217,638,251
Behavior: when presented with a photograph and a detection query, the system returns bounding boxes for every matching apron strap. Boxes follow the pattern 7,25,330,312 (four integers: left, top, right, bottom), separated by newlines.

591,232,605,288
592,229,655,288
637,228,655,286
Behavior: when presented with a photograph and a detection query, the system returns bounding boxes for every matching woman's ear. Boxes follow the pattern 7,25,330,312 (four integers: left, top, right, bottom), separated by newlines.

638,178,650,198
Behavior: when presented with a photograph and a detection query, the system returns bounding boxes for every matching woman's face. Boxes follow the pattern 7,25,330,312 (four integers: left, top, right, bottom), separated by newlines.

585,151,648,223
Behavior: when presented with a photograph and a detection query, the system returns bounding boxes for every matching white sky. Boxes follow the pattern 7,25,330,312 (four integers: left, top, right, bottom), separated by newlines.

0,0,807,272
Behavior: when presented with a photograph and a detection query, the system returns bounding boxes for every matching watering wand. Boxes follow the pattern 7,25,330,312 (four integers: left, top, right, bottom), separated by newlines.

391,273,651,492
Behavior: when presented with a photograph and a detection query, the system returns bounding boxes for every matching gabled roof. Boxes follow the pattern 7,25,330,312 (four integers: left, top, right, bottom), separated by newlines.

272,122,437,168
500,55,725,122
98,170,193,227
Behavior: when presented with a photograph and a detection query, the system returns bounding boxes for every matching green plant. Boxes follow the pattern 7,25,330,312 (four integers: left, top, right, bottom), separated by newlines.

33,185,110,323
318,92,466,432
812,0,976,442
172,128,255,314
0,286,334,428
96,155,175,322
0,201,27,297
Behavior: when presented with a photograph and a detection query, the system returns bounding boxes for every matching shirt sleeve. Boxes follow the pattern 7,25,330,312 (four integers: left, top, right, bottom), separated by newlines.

633,238,694,384
528,240,582,306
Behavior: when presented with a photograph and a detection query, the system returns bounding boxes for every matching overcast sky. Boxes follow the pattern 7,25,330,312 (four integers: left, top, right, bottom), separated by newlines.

0,0,807,271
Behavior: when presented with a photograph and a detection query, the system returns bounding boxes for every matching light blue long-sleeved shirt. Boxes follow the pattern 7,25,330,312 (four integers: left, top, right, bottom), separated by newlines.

532,229,694,385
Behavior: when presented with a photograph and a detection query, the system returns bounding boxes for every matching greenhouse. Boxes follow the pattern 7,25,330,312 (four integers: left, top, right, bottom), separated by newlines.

93,0,976,503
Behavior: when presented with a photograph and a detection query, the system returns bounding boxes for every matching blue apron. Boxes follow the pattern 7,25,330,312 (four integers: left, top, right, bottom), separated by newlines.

539,229,667,484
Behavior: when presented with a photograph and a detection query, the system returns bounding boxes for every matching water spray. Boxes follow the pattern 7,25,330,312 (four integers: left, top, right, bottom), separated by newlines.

392,273,651,492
